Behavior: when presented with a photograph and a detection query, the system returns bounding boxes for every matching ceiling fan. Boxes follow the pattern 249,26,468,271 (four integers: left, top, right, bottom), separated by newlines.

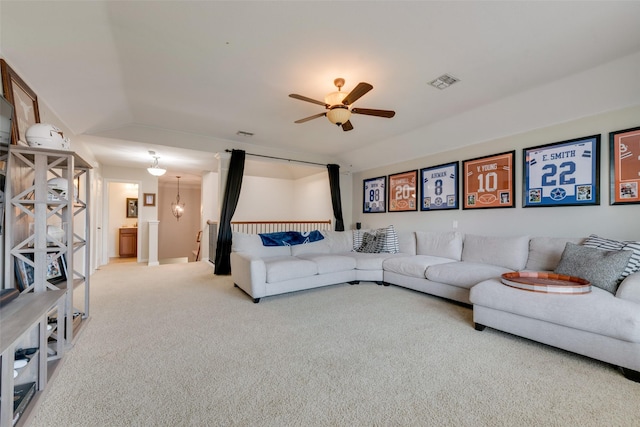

289,78,395,131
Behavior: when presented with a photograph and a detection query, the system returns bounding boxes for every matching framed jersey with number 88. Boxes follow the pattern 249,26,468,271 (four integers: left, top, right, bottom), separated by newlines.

420,162,459,211
363,176,387,213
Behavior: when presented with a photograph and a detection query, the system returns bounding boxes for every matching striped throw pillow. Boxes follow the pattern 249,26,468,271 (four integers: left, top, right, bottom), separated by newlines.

582,235,640,279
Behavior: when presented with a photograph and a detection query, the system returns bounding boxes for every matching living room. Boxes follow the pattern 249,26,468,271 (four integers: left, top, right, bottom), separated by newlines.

2,1,640,425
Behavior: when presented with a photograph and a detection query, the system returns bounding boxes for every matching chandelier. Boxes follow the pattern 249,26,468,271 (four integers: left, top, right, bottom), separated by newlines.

171,176,185,221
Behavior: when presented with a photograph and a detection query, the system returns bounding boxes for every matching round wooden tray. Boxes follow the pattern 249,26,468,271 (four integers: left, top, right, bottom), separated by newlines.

500,272,591,294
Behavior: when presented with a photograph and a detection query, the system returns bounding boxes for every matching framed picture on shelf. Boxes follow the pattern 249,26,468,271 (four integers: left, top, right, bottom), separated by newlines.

388,170,417,212
126,197,138,218
523,135,600,207
609,126,640,205
45,253,67,285
14,257,34,292
363,176,386,213
420,161,459,211
463,151,515,209
143,192,156,206
14,254,67,291
1,59,40,145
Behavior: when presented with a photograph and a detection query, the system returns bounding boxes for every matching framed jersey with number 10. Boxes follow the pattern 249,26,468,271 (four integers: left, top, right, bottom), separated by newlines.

420,162,459,211
463,151,515,209
523,135,600,207
363,176,386,213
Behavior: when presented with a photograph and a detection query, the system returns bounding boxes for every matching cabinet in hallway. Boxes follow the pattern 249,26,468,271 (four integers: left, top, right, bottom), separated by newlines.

119,227,137,258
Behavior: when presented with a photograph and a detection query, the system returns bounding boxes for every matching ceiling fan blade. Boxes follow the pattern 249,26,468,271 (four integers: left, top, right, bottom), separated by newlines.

341,82,373,106
351,108,396,118
342,121,354,132
289,93,329,108
294,112,327,123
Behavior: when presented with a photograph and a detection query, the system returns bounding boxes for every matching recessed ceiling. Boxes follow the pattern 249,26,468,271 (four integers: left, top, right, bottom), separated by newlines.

2,1,640,179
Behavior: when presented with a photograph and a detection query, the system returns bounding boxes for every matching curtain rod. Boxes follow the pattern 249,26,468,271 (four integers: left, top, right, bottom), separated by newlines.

225,149,328,167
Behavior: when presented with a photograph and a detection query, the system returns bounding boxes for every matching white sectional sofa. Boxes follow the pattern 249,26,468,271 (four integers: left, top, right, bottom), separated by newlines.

229,229,640,381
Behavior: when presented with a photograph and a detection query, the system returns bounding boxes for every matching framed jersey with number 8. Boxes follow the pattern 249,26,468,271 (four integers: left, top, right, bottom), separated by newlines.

523,135,600,207
420,162,459,211
363,176,386,213
463,151,515,209
388,170,417,212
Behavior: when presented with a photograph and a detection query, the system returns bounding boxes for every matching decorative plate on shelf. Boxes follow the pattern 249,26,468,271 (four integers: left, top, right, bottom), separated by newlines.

501,272,591,294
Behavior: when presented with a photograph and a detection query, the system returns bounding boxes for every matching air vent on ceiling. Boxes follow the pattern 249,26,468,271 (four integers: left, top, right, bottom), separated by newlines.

236,130,254,137
428,74,460,90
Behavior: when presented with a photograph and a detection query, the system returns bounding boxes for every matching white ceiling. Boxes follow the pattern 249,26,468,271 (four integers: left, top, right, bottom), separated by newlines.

2,1,640,183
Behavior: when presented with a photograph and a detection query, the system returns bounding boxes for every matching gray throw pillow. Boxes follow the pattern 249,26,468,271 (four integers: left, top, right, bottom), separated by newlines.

555,243,633,294
356,231,386,253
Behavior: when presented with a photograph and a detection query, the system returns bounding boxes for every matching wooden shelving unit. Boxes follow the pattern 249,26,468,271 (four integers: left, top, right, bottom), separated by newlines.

0,145,91,426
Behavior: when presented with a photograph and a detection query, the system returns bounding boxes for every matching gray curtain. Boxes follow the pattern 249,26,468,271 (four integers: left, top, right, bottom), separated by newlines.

214,150,245,275
327,164,345,231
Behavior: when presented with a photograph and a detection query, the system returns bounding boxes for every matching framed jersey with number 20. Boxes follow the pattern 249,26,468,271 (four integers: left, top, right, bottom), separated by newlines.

388,170,417,212
463,151,515,209
523,135,600,207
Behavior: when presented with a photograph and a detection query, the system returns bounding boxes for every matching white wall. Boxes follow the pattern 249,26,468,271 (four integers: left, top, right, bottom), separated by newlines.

200,171,218,262
234,176,295,221
292,171,332,220
352,105,640,241
158,183,201,260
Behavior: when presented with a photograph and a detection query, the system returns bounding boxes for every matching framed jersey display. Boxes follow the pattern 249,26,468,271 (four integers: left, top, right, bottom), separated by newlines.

363,176,386,213
463,151,515,209
420,162,459,211
523,135,600,207
610,126,640,205
388,170,417,212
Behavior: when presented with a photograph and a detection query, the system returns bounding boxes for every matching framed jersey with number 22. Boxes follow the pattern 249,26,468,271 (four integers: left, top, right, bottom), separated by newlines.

523,135,600,207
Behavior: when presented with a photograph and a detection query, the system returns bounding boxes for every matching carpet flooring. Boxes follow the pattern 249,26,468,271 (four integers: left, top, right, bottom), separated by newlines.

29,261,640,426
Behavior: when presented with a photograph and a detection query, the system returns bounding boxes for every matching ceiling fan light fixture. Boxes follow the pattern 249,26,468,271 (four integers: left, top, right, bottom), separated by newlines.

326,106,351,126
324,90,347,106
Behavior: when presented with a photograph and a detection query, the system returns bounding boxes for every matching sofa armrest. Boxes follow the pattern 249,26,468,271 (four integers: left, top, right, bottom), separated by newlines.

230,252,267,299
616,271,640,304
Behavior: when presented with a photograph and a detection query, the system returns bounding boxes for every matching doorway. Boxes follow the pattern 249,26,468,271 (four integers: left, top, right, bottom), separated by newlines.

104,181,140,264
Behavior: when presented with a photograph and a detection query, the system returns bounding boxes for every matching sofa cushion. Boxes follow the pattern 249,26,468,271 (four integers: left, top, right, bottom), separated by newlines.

321,230,353,253
582,234,640,280
525,236,585,271
297,254,357,274
416,231,463,260
264,256,318,283
290,240,331,256
554,243,633,294
346,252,404,270
232,232,291,258
382,255,456,279
397,231,417,256
470,279,640,343
462,234,529,271
426,261,513,289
